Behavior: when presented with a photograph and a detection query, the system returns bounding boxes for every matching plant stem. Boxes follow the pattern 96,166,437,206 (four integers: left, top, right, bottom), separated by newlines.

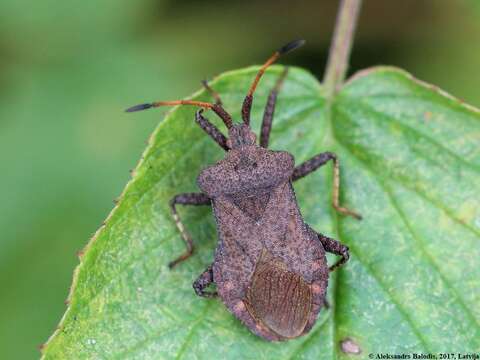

323,0,362,99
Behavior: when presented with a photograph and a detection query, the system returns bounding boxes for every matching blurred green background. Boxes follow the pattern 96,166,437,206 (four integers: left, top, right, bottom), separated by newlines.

0,1,479,358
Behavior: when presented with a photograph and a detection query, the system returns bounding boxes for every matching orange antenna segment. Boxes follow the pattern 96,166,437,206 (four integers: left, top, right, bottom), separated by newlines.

125,100,213,113
125,100,233,129
247,52,280,97
242,39,305,125
152,100,213,108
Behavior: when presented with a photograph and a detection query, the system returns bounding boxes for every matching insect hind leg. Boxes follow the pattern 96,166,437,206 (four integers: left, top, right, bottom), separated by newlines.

314,229,350,272
193,264,217,298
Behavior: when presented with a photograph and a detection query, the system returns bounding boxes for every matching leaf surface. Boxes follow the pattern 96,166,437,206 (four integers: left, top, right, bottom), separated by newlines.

43,66,480,359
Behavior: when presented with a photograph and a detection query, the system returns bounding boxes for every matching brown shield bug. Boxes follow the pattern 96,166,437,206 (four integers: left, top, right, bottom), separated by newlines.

126,40,361,341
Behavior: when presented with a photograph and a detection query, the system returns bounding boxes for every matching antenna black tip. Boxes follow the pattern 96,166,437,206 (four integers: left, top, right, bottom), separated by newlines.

278,39,306,55
125,103,153,113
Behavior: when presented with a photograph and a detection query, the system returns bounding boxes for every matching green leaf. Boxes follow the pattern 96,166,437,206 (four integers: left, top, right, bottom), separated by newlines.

42,66,480,359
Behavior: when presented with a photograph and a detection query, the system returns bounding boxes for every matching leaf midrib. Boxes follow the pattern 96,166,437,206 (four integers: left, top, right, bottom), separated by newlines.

328,88,433,353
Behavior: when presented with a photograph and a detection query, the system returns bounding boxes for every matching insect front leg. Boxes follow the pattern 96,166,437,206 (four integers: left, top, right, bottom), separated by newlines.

259,67,289,148
292,151,362,220
195,110,229,151
312,228,350,272
201,80,223,106
169,192,211,268
193,264,217,298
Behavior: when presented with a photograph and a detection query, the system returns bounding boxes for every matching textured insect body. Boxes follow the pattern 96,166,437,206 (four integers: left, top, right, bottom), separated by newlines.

199,152,329,340
127,40,361,341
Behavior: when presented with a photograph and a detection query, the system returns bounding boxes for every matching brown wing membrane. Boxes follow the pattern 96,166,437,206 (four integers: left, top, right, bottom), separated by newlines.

244,250,312,339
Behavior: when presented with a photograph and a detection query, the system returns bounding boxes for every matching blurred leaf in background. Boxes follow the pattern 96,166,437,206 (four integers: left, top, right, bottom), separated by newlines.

0,0,480,359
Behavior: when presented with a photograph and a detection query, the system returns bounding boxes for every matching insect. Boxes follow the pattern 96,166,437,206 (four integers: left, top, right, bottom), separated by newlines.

126,40,361,341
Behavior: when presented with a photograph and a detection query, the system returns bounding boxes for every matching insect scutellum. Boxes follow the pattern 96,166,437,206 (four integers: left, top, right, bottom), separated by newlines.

125,39,306,150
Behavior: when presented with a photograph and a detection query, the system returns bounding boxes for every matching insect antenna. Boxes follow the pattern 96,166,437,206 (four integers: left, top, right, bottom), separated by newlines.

125,100,233,129
241,39,305,126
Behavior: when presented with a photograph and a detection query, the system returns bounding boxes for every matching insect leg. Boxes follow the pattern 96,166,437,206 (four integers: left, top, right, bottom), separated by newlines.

195,110,229,151
292,151,362,220
169,193,211,268
314,230,350,272
259,67,289,148
193,264,217,298
201,80,223,106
